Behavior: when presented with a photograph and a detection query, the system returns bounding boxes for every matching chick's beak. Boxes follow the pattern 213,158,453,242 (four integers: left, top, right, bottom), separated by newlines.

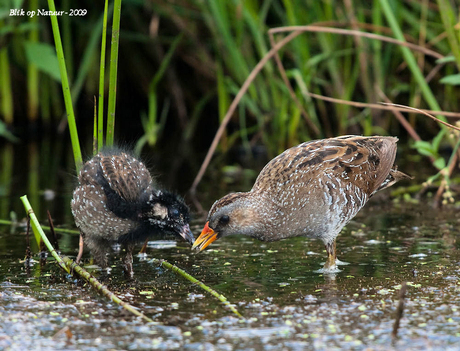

179,223,195,245
192,222,218,251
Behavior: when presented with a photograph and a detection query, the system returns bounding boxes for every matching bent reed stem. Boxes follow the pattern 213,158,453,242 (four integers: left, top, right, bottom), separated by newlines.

20,195,153,323
150,258,243,318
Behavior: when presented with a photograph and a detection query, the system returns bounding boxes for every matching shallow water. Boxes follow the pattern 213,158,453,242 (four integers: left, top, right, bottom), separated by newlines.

1,200,459,350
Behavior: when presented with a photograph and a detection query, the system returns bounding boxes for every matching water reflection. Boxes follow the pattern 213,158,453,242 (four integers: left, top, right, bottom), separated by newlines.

1,140,460,349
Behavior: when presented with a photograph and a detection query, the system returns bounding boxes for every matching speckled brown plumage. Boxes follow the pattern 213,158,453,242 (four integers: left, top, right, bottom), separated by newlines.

193,136,411,273
71,149,194,277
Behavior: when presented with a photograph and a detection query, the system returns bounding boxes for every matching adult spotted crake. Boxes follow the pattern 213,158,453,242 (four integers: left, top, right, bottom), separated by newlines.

193,136,411,273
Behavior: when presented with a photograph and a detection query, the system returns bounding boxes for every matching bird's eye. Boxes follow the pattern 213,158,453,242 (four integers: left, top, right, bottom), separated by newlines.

219,215,230,225
170,208,180,218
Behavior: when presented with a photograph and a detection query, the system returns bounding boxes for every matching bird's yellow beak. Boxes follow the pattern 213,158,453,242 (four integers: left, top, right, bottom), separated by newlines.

192,222,218,251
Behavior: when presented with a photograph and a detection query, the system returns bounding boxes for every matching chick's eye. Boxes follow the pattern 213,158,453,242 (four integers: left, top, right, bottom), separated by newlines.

219,215,230,225
170,208,180,218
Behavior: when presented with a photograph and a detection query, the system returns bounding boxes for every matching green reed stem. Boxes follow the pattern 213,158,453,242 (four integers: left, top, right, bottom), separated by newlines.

436,0,460,70
63,257,154,323
0,144,13,218
27,143,39,218
71,10,108,106
21,195,68,267
98,0,109,150
20,195,154,323
106,0,122,147
0,219,80,235
47,0,83,172
62,0,73,82
150,258,243,318
379,0,445,122
93,98,98,155
40,76,51,120
0,218,81,235
0,47,13,124
27,0,39,122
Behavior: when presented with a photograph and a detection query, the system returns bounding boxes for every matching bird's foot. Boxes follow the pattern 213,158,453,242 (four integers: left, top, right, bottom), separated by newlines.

335,258,349,266
319,258,348,266
316,252,342,274
315,258,348,273
314,265,341,274
123,263,134,280
137,252,149,261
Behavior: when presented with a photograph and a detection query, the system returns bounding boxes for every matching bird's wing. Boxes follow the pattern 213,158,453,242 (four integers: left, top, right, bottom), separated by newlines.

252,136,400,198
99,152,153,202
71,184,137,239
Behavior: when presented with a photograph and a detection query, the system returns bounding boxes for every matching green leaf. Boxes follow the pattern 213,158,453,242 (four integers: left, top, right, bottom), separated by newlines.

0,1,25,19
0,22,37,35
433,158,446,170
436,55,457,64
24,41,61,82
150,33,183,88
412,140,436,158
13,0,26,8
412,140,433,151
440,74,460,86
431,130,446,152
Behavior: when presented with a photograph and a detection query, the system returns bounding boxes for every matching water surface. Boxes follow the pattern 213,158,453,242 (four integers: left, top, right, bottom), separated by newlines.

1,200,459,350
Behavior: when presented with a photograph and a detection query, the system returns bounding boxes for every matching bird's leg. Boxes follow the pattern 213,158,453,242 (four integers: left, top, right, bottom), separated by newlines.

76,233,84,264
314,241,341,273
123,243,135,279
332,240,349,266
139,238,149,254
324,241,337,270
85,236,110,272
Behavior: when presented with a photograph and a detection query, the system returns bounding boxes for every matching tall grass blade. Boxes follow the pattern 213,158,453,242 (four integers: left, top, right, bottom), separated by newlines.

98,0,110,150
134,32,182,154
62,0,73,82
93,97,98,155
436,0,460,69
27,0,39,122
106,0,123,147
27,143,39,216
379,0,445,122
216,61,229,150
0,144,13,219
21,195,68,268
40,76,51,120
47,0,83,172
0,46,13,124
71,6,113,107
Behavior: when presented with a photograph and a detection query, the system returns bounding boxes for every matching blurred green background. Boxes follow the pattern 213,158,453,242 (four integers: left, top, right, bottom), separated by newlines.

0,0,459,217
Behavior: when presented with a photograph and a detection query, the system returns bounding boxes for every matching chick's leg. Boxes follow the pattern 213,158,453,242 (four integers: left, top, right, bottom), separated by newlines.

76,233,84,264
122,242,135,279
